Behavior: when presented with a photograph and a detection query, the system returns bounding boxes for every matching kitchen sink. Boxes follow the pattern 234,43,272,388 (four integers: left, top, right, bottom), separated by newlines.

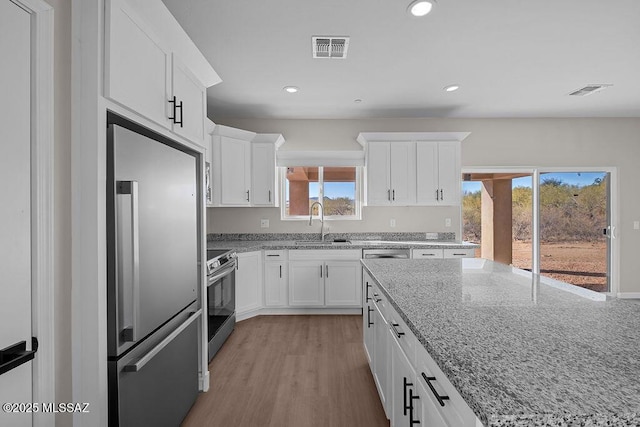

294,241,352,246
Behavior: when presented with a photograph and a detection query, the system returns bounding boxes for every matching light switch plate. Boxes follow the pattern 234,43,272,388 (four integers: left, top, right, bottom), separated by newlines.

445,218,452,227
390,218,396,227
260,219,269,228
634,221,639,230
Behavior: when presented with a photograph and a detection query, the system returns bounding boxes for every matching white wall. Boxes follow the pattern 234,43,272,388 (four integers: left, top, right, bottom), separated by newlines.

210,117,640,293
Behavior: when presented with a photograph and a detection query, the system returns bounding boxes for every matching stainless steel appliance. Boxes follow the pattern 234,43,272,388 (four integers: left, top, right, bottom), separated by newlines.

362,248,411,259
206,249,236,361
106,113,202,427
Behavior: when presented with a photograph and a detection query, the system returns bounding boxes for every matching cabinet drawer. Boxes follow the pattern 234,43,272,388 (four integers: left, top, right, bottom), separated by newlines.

443,248,475,258
371,283,388,321
415,345,476,427
264,250,286,260
288,249,361,260
388,310,416,366
412,249,444,259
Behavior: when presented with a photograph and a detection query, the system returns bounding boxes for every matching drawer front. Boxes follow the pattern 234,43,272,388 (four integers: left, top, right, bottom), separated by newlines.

288,249,361,260
443,248,475,258
388,310,415,366
415,345,476,427
412,249,444,259
264,250,286,260
371,283,388,321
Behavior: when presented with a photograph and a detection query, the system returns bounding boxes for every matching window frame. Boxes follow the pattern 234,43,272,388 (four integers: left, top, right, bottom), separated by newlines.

280,166,363,221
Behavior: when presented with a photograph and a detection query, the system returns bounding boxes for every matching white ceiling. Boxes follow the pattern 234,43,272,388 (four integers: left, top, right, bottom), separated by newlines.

161,0,640,119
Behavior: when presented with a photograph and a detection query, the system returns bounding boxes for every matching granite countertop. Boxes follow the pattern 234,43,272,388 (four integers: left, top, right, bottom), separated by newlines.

361,258,640,427
206,232,478,253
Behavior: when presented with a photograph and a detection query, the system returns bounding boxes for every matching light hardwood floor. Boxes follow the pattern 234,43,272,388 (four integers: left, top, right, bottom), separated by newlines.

182,315,389,427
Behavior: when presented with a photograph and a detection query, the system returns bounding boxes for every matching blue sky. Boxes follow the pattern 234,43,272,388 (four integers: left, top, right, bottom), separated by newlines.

462,172,607,193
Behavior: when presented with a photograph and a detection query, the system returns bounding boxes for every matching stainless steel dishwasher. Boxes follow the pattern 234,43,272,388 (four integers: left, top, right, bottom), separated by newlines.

362,248,411,259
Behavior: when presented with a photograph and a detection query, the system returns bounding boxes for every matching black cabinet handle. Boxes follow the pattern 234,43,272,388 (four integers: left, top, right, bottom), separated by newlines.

268,190,271,202
391,322,405,338
373,293,381,303
388,189,391,201
403,377,413,416
367,306,374,328
176,100,183,127
0,339,37,376
320,265,323,278
452,253,466,256
409,389,420,425
440,189,443,200
279,265,282,278
325,265,329,277
168,96,177,122
435,189,439,201
365,282,372,302
246,190,250,202
392,189,395,201
421,372,450,407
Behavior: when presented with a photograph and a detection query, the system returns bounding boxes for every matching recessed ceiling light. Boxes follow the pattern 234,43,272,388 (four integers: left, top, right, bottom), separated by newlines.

283,86,299,93
444,85,460,92
354,99,362,103
408,0,434,17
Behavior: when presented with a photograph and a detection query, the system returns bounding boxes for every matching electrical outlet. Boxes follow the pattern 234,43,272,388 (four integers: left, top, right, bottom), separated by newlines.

445,218,452,227
390,218,396,228
260,219,269,228
634,221,640,230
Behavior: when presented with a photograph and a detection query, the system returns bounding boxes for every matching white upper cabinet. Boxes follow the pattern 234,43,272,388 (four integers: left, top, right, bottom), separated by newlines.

211,126,284,207
416,141,462,206
105,0,171,129
104,0,220,146
171,54,207,144
251,134,284,207
358,132,469,207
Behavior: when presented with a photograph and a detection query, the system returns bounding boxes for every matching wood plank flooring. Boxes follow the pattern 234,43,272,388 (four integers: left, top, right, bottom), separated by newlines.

182,315,389,427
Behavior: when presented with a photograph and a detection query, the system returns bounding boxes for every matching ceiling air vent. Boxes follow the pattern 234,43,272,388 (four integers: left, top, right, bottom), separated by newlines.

312,36,350,59
568,84,613,97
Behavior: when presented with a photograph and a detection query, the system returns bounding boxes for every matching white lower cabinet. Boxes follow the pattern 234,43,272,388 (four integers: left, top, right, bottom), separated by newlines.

391,329,419,427
289,250,362,308
263,250,287,307
366,271,481,427
235,251,262,316
288,261,325,306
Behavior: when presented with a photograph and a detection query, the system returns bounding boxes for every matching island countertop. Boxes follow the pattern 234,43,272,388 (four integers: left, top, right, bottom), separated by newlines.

361,258,640,427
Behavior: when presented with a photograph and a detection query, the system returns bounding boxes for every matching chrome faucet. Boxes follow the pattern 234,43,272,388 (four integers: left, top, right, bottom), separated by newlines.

308,201,326,242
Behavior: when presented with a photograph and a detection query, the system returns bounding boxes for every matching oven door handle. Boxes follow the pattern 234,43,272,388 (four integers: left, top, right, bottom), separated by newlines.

208,259,237,285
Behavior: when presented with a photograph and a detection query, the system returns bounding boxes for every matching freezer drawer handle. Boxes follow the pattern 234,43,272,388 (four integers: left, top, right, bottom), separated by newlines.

0,338,37,377
421,372,450,406
117,180,140,343
124,309,202,373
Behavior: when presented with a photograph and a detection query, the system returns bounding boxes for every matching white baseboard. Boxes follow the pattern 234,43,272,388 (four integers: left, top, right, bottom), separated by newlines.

617,292,640,299
237,307,362,321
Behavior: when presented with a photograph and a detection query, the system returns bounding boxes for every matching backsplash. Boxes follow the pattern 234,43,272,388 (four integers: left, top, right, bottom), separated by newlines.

207,232,457,242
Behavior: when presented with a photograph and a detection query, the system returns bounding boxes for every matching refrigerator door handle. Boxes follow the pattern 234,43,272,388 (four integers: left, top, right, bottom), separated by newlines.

117,180,140,343
124,309,202,373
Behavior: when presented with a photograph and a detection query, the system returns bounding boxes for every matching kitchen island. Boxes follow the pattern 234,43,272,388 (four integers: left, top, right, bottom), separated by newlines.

361,258,640,427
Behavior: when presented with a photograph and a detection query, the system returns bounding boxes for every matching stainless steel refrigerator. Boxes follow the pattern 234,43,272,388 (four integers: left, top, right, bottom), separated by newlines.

107,114,201,426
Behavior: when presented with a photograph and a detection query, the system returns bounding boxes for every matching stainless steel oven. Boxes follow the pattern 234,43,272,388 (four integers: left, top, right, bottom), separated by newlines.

206,249,236,361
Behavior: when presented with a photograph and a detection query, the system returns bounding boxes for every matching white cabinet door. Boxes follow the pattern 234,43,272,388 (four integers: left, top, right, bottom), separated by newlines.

289,261,324,306
416,377,449,427
324,261,362,306
219,137,251,206
171,54,206,145
437,142,461,206
264,262,287,307
366,142,391,205
391,330,418,427
389,142,416,205
235,252,262,315
251,142,276,206
373,303,390,416
416,142,439,205
105,0,171,129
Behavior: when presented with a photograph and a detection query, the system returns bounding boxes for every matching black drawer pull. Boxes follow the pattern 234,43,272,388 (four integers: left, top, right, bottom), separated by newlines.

391,322,404,338
0,339,37,376
452,253,466,256
421,372,450,406
409,387,420,425
367,306,374,328
365,282,372,302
